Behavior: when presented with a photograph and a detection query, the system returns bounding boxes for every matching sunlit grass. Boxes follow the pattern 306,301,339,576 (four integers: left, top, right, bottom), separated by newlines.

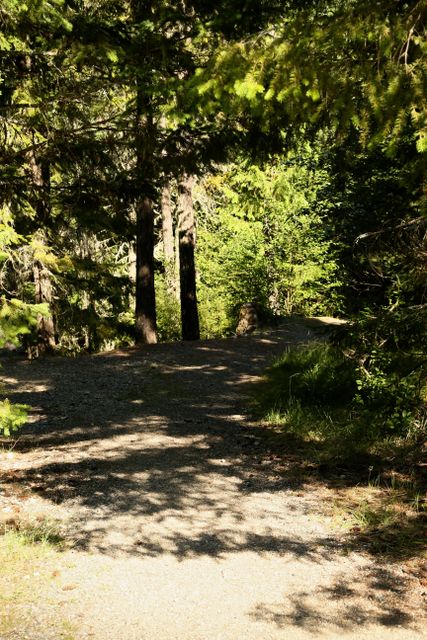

0,517,66,547
254,342,364,455
255,341,426,458
253,342,427,560
331,474,427,558
0,518,66,638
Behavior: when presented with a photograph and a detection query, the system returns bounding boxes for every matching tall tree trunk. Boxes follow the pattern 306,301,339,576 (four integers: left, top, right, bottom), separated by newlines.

133,39,157,344
178,173,200,341
28,146,56,353
135,195,157,343
161,181,177,298
33,236,56,354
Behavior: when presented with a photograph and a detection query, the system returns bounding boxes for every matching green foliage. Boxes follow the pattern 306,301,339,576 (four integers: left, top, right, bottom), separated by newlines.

322,133,427,438
155,277,181,342
0,0,424,471
0,399,29,437
320,134,426,313
196,153,342,334
0,210,23,262
53,238,133,353
341,306,427,437
0,210,48,346
190,1,427,157
198,282,234,339
197,198,267,335
0,213,48,438
0,298,48,345
250,133,426,454
256,336,426,455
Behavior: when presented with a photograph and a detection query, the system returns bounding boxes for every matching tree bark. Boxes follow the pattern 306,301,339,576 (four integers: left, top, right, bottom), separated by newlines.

161,181,178,298
33,237,56,354
133,32,157,344
28,147,56,353
135,195,157,344
178,173,200,341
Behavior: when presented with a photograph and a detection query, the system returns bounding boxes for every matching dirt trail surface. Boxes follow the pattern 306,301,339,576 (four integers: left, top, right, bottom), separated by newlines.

1,320,426,640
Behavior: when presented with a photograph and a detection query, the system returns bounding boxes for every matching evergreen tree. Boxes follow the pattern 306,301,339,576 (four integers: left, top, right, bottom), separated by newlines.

178,172,200,340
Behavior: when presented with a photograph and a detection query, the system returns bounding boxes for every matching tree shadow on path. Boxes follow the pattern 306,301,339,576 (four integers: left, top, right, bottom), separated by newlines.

1,321,425,635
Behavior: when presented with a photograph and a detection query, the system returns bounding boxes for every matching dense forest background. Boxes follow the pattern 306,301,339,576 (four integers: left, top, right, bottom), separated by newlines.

0,0,426,449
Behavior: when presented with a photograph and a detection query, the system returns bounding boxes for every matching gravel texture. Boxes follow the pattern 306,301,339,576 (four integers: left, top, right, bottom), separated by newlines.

1,320,426,639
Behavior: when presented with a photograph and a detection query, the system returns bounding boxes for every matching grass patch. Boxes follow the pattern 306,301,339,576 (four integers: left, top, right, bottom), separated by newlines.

255,341,426,460
332,473,427,558
0,517,66,547
254,342,365,460
60,618,78,640
0,518,66,638
253,341,427,560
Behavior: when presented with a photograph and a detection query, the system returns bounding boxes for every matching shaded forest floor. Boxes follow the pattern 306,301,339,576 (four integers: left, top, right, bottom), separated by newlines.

0,318,426,640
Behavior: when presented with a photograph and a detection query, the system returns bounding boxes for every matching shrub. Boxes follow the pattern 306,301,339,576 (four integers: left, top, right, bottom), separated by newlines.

341,307,427,440
155,276,182,342
0,399,28,437
255,335,426,455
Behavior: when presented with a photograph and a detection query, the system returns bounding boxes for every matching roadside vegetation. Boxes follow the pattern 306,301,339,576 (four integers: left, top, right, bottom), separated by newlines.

254,338,426,561
0,516,70,639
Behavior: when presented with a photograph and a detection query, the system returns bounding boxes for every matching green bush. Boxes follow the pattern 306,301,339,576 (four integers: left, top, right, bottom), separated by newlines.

155,277,182,342
0,299,35,439
195,154,342,336
342,308,427,439
255,336,426,455
0,399,28,437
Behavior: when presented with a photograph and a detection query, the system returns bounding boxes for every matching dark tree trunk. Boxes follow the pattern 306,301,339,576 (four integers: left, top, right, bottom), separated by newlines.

28,147,56,353
161,181,178,298
133,37,157,344
135,195,157,344
178,173,200,341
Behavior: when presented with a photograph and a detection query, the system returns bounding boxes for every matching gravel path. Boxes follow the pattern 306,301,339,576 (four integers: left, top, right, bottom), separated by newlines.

1,321,426,639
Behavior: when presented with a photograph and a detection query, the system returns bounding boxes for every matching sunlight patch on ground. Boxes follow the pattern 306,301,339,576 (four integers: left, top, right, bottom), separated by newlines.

18,384,51,393
0,376,19,384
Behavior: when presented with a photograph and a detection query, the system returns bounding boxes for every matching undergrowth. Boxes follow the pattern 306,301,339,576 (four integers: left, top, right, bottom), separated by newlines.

255,341,426,457
255,342,362,458
0,518,66,638
254,341,427,559
332,473,427,559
